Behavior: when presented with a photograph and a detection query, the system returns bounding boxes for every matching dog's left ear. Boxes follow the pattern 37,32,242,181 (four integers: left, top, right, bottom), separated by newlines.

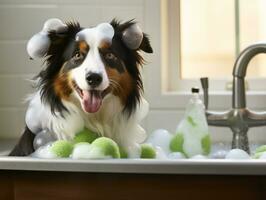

122,23,153,53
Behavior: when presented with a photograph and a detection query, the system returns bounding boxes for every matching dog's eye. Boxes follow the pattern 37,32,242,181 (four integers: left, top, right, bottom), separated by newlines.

74,52,83,60
105,53,116,60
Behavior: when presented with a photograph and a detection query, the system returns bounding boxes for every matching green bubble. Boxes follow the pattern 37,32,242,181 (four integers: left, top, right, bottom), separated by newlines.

253,152,264,159
51,140,74,158
91,137,120,158
119,147,128,158
73,128,99,144
170,133,187,157
255,145,266,154
140,144,156,159
201,134,211,155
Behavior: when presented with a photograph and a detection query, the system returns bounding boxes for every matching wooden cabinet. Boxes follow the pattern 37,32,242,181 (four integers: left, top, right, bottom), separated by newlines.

0,171,265,200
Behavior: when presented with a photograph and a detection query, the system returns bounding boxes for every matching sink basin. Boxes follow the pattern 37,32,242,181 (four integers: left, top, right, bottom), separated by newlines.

1,139,266,175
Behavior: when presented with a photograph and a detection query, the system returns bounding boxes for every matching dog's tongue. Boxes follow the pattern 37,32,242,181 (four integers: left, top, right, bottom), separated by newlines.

82,90,102,113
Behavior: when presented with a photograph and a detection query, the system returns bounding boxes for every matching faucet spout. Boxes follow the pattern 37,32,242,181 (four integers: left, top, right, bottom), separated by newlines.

233,43,266,109
200,42,266,153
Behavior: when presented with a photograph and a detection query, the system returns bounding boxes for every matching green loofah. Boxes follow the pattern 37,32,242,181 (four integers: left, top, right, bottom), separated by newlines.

201,134,211,155
90,137,120,158
73,128,99,144
140,144,156,159
169,133,187,157
51,140,73,158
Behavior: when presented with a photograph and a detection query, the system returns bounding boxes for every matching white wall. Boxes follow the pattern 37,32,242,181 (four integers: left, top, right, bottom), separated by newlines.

0,0,147,139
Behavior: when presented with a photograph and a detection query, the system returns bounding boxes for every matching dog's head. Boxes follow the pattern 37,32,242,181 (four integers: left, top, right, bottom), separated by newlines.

27,18,152,116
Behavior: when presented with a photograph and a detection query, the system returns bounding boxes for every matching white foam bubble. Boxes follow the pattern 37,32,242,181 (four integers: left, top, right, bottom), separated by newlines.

88,146,111,159
225,149,251,160
27,32,50,59
42,18,67,33
31,142,57,159
168,152,186,159
190,154,208,159
71,143,92,159
33,129,56,150
155,146,168,159
146,129,173,154
259,152,266,160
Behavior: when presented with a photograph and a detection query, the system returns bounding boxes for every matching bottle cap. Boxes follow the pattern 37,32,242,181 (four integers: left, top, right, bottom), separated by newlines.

191,87,199,93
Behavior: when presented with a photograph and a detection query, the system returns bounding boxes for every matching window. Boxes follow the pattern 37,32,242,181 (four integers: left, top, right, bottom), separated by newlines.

162,0,266,92
143,0,266,140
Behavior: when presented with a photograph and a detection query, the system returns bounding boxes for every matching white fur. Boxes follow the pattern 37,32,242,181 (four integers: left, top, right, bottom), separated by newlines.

25,92,84,140
72,23,114,91
25,92,149,158
71,48,109,91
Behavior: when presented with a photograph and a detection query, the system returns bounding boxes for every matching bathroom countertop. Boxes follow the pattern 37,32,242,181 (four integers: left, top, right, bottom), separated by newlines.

1,139,266,175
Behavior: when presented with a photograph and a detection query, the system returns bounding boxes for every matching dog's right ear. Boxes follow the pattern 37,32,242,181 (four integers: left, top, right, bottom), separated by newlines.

26,18,68,59
121,22,153,54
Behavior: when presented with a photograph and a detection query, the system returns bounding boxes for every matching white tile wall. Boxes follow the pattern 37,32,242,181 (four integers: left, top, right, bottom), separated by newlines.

0,108,26,139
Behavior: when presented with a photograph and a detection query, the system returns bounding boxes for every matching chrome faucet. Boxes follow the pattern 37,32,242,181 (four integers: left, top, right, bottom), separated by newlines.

200,43,266,154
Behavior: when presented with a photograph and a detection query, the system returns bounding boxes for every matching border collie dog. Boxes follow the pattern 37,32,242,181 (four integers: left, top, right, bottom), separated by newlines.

9,18,153,157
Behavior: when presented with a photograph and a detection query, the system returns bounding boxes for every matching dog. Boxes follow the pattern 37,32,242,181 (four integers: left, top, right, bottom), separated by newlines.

9,18,153,157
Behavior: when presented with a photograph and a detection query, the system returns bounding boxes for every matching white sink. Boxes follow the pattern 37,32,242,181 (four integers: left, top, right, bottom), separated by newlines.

1,139,266,175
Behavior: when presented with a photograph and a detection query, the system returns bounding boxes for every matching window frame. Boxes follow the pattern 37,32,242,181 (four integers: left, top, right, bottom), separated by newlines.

143,0,266,111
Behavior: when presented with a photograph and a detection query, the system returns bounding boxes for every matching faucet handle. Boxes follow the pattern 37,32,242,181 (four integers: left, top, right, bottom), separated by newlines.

200,77,208,89
200,77,209,109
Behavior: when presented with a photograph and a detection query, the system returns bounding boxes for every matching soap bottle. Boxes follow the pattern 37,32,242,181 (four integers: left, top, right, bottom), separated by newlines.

170,87,211,158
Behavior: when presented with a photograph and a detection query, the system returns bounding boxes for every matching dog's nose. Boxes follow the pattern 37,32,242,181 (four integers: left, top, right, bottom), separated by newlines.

86,73,103,88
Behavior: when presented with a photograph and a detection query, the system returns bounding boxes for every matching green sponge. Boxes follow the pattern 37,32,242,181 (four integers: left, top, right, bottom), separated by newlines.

90,137,120,158
73,128,99,144
50,140,73,158
140,144,156,159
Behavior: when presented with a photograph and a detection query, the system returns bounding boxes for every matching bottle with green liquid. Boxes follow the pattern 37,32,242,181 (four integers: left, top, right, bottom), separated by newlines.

170,87,211,158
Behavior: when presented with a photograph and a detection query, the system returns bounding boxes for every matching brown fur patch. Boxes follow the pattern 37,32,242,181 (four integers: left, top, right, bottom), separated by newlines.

79,41,89,53
106,67,133,105
53,69,73,100
99,40,111,49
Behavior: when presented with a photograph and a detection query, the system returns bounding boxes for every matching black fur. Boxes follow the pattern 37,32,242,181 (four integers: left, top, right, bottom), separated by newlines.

9,126,35,156
37,22,82,115
110,19,153,116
